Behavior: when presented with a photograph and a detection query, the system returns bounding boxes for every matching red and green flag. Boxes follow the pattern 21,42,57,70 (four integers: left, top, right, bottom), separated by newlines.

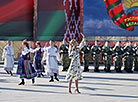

0,0,34,40
104,0,134,31
0,0,81,41
36,0,66,41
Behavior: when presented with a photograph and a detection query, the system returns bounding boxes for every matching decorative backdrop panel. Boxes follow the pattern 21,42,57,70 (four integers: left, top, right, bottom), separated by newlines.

64,0,81,41
37,0,81,41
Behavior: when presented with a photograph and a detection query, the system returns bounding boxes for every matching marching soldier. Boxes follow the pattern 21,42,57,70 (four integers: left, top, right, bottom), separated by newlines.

102,41,113,72
81,40,90,72
60,39,70,71
123,41,135,73
91,40,102,72
134,43,138,72
113,41,124,72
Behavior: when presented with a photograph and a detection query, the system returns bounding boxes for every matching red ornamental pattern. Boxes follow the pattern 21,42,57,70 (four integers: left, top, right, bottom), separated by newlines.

64,0,81,41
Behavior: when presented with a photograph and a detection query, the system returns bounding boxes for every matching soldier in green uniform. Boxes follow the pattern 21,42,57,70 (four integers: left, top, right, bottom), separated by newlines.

113,41,124,72
134,43,138,72
81,40,90,72
123,41,135,73
102,41,113,72
91,40,102,72
60,39,70,71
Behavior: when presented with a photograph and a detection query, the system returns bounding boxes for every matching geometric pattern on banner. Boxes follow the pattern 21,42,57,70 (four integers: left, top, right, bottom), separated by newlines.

64,0,81,41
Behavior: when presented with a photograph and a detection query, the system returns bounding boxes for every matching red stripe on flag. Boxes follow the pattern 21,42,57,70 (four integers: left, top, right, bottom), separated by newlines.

117,18,124,24
104,0,119,8
126,26,135,31
108,3,123,18
111,4,123,18
38,0,65,11
114,21,120,26
0,0,34,22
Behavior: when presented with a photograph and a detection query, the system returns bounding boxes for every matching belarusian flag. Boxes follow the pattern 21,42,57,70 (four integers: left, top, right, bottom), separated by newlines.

36,0,66,41
0,0,34,40
104,0,134,31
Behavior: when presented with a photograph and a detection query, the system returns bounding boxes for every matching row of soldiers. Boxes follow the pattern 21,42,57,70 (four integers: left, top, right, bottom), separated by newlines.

59,40,138,73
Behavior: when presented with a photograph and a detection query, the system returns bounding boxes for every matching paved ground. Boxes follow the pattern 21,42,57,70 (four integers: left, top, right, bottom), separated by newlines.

0,65,138,102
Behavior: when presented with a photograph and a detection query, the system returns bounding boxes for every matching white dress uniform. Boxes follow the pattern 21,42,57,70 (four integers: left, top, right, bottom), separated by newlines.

42,46,61,76
2,45,14,71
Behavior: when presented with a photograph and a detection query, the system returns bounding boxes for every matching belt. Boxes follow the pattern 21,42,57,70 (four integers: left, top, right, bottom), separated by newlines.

6,54,13,56
48,55,56,57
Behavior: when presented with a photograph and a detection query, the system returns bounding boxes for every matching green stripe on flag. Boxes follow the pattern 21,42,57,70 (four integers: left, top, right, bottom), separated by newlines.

37,10,66,41
0,21,33,40
112,10,124,21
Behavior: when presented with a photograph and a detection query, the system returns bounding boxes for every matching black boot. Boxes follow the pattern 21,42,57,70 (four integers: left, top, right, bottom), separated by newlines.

54,73,59,81
94,69,100,72
127,69,133,73
62,67,68,72
9,71,13,76
41,73,45,77
49,76,54,82
5,70,9,74
106,66,111,72
106,70,111,72
18,79,25,85
94,67,100,72
104,68,111,72
37,74,41,78
83,67,89,72
116,68,122,73
104,68,107,72
134,68,138,72
62,68,66,72
32,79,35,84
125,68,133,73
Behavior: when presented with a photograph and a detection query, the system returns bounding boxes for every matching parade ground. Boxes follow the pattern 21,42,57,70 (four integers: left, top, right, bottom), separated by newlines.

0,65,138,102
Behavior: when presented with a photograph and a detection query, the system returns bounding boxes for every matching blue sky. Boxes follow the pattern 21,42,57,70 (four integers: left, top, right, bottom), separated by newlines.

83,0,138,37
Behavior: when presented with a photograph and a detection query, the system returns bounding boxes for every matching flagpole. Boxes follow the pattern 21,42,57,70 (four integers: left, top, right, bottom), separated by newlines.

33,0,37,41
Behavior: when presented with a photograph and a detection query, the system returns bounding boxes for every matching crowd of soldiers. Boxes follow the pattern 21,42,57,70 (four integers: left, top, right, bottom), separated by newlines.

59,39,138,73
